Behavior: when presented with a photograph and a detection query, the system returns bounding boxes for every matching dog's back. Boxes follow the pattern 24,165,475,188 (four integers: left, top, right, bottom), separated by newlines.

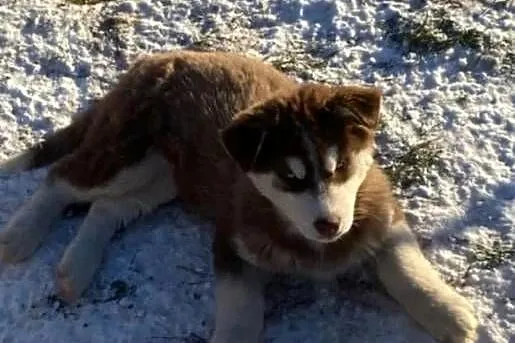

141,51,297,219
0,50,295,180
0,50,296,300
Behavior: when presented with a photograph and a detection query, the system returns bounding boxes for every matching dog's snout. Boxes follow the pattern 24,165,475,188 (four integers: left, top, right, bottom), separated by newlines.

313,217,340,238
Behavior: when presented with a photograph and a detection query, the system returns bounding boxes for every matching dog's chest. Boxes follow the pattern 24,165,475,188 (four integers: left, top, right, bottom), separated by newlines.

231,231,362,279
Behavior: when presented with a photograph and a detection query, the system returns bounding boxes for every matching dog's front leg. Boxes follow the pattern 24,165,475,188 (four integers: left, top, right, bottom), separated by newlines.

375,222,478,343
211,235,267,343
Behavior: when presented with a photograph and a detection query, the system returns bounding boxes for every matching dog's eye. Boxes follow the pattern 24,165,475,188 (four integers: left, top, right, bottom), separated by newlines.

335,156,349,171
283,171,298,180
274,159,311,193
276,158,305,181
276,163,298,181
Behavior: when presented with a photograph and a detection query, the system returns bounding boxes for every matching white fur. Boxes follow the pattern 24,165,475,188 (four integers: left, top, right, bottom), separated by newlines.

285,156,306,179
63,151,171,201
0,181,73,262
211,269,266,343
57,168,176,301
322,149,373,239
248,172,321,241
324,145,339,173
376,222,478,343
0,152,176,301
248,149,373,243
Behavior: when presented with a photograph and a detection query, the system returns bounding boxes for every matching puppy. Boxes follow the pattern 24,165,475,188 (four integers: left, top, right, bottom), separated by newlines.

0,50,477,343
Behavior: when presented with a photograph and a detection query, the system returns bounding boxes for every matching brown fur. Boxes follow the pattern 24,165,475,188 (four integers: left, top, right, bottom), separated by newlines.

0,50,477,343
180,84,395,276
211,164,397,277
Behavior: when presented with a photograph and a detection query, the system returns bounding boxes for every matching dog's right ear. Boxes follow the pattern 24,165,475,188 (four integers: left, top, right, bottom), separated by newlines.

220,111,275,172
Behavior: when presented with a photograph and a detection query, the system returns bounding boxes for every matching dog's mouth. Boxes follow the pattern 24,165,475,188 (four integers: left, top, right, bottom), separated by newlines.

310,229,348,244
301,217,352,244
314,234,343,243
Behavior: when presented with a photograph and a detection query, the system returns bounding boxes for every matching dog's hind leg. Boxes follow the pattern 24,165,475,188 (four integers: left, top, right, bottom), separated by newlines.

0,177,76,263
56,158,176,302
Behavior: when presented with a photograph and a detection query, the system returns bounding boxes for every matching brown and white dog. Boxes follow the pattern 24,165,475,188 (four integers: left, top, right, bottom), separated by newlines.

0,50,477,343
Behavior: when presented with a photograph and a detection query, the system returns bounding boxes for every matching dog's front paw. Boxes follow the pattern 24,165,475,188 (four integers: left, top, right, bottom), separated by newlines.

438,296,478,343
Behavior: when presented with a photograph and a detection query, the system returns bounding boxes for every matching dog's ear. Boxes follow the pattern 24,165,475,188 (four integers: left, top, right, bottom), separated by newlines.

328,86,382,130
220,110,276,172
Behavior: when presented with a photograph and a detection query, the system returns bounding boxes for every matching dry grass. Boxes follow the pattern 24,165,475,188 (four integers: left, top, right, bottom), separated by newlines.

384,8,497,54
66,0,114,4
382,137,444,190
449,238,515,287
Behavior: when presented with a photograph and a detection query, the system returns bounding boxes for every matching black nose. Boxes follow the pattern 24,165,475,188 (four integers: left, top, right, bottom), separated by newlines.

313,217,340,238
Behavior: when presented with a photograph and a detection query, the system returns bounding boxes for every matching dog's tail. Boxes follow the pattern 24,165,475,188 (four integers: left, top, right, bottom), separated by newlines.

0,110,92,173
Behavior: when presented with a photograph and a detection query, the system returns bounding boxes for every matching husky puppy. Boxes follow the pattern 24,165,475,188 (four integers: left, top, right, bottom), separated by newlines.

0,50,477,343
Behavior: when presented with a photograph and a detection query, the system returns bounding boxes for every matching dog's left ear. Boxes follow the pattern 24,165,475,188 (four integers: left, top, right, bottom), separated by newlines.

328,86,382,130
220,111,275,172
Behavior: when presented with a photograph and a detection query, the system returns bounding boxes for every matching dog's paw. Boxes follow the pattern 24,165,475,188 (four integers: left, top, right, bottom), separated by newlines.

447,315,478,343
438,296,479,343
56,241,104,303
56,266,82,303
0,224,42,263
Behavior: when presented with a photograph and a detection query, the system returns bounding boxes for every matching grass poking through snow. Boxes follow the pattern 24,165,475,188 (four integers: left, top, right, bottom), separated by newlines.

383,5,514,77
468,240,515,271
383,137,444,191
449,238,515,287
385,8,497,54
89,13,134,69
263,38,333,79
66,0,114,4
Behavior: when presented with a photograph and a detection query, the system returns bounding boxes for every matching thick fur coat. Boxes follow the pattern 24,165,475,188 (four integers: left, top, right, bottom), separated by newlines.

0,50,478,343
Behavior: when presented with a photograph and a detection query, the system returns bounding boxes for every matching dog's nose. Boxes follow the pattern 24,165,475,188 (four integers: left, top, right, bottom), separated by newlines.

313,217,340,238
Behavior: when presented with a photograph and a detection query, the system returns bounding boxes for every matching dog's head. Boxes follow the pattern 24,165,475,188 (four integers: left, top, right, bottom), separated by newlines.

221,84,381,243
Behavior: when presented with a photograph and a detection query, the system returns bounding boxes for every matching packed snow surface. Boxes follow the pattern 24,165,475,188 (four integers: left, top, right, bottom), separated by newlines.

0,0,513,342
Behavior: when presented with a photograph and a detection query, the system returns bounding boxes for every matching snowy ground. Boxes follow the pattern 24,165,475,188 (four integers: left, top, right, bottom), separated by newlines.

0,0,513,342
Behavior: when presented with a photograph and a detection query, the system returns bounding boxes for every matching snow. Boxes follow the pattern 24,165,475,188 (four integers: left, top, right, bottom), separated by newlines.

0,0,513,342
